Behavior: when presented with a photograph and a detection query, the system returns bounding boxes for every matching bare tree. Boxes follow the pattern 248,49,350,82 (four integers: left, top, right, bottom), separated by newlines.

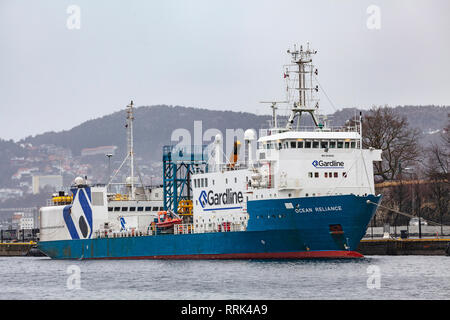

425,116,449,232
362,106,420,182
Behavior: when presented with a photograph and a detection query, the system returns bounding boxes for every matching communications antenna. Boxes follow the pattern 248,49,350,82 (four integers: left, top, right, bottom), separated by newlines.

259,101,288,130
284,43,321,130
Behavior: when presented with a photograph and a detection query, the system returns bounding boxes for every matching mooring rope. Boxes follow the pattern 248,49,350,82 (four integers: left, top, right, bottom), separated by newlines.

366,200,441,226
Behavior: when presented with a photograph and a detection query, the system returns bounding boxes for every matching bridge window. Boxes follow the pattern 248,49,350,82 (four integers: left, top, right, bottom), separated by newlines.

108,207,113,212
344,141,350,148
334,172,338,178
343,172,347,178
129,207,136,212
329,141,336,148
314,172,319,178
337,140,344,148
121,207,128,212
297,141,303,148
137,207,144,212
312,141,319,148
145,207,151,211
205,179,208,187
325,172,328,178
308,172,313,178
351,141,356,148
290,141,296,148
152,207,159,211
114,207,120,212
321,141,329,149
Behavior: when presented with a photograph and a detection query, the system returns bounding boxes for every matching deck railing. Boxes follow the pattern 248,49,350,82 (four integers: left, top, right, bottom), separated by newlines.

93,222,245,239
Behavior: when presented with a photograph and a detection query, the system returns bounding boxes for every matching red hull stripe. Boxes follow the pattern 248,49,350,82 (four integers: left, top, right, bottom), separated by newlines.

85,251,364,260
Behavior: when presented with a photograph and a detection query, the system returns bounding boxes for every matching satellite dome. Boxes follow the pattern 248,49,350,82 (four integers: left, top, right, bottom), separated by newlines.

244,129,256,141
125,176,136,185
74,177,85,186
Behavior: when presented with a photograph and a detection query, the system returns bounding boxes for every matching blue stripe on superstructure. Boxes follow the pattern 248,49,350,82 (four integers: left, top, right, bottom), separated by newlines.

62,205,79,240
84,187,91,202
78,189,93,238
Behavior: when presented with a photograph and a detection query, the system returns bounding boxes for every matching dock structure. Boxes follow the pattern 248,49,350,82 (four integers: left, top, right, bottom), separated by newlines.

358,238,450,256
0,242,35,256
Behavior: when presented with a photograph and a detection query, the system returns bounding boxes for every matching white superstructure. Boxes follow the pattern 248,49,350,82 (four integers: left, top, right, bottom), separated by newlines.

191,44,381,233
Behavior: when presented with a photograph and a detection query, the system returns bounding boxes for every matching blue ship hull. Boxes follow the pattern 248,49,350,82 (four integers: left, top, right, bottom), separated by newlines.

38,194,380,259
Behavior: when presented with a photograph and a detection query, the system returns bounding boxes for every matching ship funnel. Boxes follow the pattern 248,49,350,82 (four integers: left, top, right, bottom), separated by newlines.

228,138,241,169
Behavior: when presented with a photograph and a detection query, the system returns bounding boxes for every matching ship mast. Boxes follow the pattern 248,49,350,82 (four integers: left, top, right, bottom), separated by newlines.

285,43,320,130
106,100,149,201
126,100,135,200
260,101,288,133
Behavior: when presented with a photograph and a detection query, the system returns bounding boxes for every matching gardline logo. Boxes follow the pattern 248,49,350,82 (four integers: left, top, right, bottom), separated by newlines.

199,189,244,208
312,160,344,168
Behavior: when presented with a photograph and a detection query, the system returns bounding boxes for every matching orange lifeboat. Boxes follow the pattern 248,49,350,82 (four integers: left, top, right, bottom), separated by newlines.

156,211,182,228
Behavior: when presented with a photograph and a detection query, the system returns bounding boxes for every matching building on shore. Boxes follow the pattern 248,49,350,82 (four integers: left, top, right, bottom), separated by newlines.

32,175,63,194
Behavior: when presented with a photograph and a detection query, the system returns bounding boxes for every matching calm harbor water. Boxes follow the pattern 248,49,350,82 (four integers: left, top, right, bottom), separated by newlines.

0,256,449,300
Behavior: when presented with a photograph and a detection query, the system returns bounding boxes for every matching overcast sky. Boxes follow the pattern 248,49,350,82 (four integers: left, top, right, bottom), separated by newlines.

1,0,449,141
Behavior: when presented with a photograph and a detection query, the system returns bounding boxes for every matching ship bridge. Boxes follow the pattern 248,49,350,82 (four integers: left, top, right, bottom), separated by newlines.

258,130,361,147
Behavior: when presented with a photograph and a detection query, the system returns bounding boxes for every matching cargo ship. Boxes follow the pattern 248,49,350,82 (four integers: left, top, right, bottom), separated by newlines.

38,44,382,259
